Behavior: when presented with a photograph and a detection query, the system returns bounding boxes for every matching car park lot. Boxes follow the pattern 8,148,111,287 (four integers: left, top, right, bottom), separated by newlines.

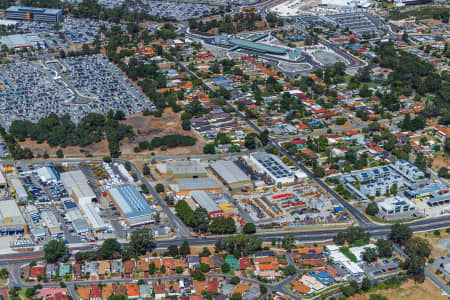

361,258,401,279
13,17,112,50
0,54,154,129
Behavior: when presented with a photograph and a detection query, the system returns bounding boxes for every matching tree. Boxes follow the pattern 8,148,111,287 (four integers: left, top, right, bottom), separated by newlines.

175,266,183,274
44,240,67,263
282,265,297,276
191,269,205,281
230,276,240,284
168,245,179,257
243,223,256,234
244,133,257,149
438,167,449,178
200,247,211,257
101,238,121,259
143,164,150,175
281,234,295,251
25,288,35,298
404,255,426,282
0,269,8,279
56,149,64,158
405,237,431,258
149,262,156,275
203,143,216,154
221,263,231,274
210,217,236,234
103,156,112,163
259,129,269,146
376,239,393,258
362,247,378,262
179,241,190,256
200,263,210,273
231,293,242,300
389,224,412,246
191,208,211,233
361,277,371,291
155,183,164,193
129,228,154,256
366,202,379,216
260,284,268,294
182,120,191,131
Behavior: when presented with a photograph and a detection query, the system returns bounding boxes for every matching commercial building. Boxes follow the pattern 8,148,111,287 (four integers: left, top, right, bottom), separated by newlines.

0,34,45,51
108,185,154,227
210,160,251,191
248,152,295,185
324,245,364,282
405,184,450,206
5,6,63,23
41,210,63,238
0,200,27,234
177,178,221,196
349,244,377,262
163,160,207,178
228,38,288,55
190,191,223,219
36,166,59,183
378,196,416,215
10,177,28,202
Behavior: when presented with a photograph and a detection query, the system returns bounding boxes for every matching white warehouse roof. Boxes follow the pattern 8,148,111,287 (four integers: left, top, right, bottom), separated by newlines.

210,161,250,184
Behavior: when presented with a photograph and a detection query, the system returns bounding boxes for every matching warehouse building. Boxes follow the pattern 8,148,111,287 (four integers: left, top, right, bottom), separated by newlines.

190,191,223,218
177,178,222,196
5,6,63,23
165,160,207,178
10,177,28,202
210,161,251,191
0,200,27,234
60,170,96,205
0,34,45,51
248,152,295,185
378,196,416,215
61,170,106,231
107,185,154,227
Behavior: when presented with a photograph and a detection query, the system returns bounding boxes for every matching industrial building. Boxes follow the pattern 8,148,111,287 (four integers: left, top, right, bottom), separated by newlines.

108,185,154,227
378,196,416,215
5,6,63,23
0,200,27,234
190,191,223,219
210,161,251,191
0,34,45,51
176,178,222,196
248,152,296,185
10,177,28,202
161,160,207,178
61,170,106,231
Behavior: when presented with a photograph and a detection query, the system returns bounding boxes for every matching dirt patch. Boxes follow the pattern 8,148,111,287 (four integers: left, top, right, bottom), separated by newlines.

19,139,109,158
366,278,447,300
120,108,206,157
432,156,450,171
414,230,450,258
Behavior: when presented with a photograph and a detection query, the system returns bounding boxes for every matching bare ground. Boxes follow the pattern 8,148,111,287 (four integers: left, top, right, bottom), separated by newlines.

366,279,448,300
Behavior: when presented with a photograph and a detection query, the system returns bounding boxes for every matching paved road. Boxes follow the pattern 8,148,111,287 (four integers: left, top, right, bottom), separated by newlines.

425,256,450,296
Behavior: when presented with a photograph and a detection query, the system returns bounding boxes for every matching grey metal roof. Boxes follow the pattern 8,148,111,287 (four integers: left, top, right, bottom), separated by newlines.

72,218,89,233
190,190,221,213
167,160,207,176
178,178,220,190
210,161,250,184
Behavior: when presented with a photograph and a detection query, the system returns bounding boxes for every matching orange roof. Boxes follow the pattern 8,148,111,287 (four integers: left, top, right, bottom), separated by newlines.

310,75,319,80
101,285,112,300
254,257,277,264
162,258,176,270
258,263,279,271
368,114,380,119
200,257,212,267
77,286,90,300
193,280,207,294
126,283,139,297
233,283,250,295
157,88,170,93
290,281,311,294
136,260,149,272
348,295,368,300
149,258,162,269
